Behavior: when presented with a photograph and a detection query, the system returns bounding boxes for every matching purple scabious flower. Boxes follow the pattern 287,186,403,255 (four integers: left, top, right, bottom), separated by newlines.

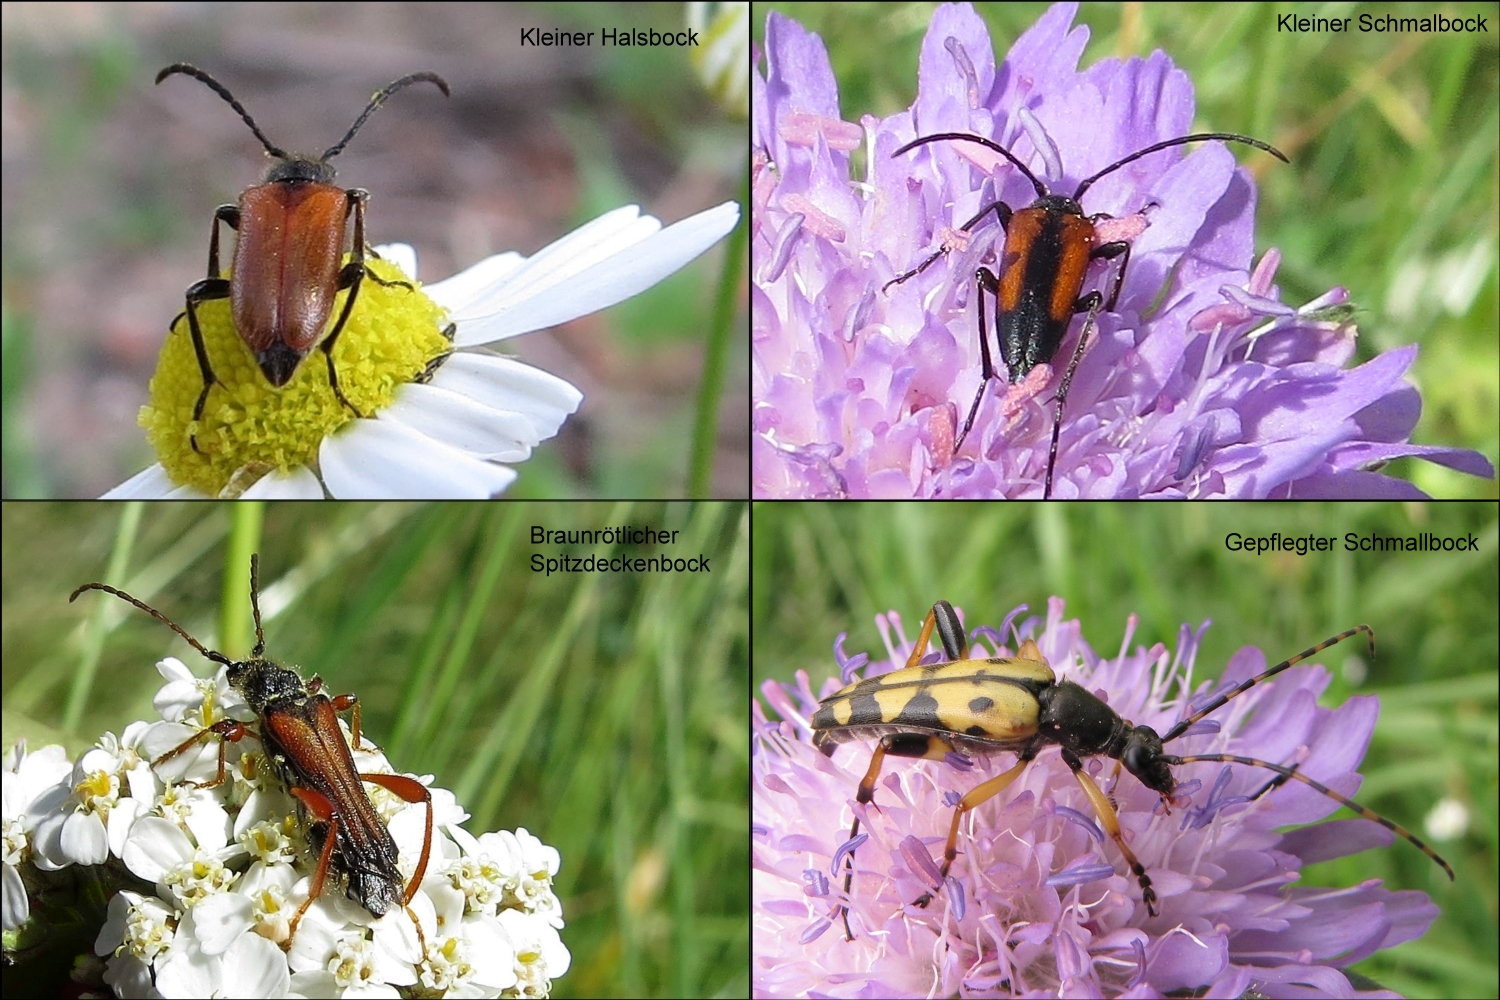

753,597,1442,998
750,2,1495,497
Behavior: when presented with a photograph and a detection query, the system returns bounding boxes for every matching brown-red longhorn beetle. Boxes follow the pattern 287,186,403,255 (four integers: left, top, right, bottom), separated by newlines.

70,555,433,949
155,64,449,450
887,129,1288,498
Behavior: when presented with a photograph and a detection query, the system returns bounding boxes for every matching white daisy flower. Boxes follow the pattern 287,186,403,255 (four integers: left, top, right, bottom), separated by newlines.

104,201,740,498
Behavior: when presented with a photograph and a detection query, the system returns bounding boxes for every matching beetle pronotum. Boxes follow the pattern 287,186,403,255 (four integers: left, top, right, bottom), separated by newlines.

812,601,1453,939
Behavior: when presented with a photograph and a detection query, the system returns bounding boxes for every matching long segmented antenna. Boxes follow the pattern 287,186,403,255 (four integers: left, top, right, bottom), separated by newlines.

1156,623,1454,881
69,555,273,664
154,63,449,163
322,72,449,160
892,130,1288,202
155,63,287,158
1158,750,1455,879
1160,625,1374,743
70,578,230,668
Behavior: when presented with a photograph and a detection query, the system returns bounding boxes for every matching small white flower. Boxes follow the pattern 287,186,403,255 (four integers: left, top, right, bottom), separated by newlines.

16,654,573,998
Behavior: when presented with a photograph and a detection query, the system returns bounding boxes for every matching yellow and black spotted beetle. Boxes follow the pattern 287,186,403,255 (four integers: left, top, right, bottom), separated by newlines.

811,601,1454,939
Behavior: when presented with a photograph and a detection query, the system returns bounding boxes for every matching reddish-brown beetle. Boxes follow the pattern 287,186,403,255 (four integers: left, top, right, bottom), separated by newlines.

155,64,449,448
71,555,434,950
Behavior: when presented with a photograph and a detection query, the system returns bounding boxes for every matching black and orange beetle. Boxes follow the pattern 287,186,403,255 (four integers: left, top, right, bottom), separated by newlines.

155,64,449,448
888,129,1288,498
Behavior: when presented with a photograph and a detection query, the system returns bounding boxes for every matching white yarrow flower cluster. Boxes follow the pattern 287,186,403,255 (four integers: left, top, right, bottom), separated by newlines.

6,658,569,999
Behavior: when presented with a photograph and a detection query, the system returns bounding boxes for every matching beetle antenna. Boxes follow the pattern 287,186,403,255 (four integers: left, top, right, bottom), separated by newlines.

1159,625,1372,743
322,72,450,161
69,580,232,668
1073,132,1288,201
156,63,288,160
1158,751,1455,880
893,131,1050,200
247,554,266,657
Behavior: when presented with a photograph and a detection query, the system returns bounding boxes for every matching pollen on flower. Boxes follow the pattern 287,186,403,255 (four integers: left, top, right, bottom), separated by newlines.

139,256,452,495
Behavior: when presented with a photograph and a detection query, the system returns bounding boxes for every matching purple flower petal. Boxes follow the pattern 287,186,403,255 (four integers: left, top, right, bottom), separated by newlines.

752,3,1493,498
754,591,1446,998
898,835,945,889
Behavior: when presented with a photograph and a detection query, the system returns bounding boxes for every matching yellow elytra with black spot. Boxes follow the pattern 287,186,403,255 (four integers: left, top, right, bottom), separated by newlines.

811,638,1053,758
811,600,1453,941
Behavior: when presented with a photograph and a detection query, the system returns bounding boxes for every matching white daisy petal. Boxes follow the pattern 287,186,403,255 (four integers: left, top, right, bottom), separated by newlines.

427,354,582,443
372,243,418,278
449,201,741,344
447,206,658,342
426,251,526,311
384,382,546,462
455,206,653,304
321,418,518,498
239,465,325,499
99,464,193,499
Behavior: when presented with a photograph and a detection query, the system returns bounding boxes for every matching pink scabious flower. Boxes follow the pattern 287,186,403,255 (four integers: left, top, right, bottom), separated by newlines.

751,2,1495,497
753,597,1443,999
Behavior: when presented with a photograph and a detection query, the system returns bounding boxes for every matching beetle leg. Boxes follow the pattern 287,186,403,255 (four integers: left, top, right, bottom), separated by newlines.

836,810,862,941
361,772,434,958
883,200,1013,293
316,684,435,915
286,785,343,946
938,753,1035,878
317,687,368,750
315,190,373,418
283,779,431,958
882,194,1014,453
955,266,1004,452
356,238,417,293
832,740,888,939
912,751,1037,907
838,731,957,939
415,324,457,384
180,281,230,452
181,205,241,452
1103,757,1126,808
344,189,370,269
363,268,416,291
205,204,239,277
1042,292,1104,498
361,773,434,903
1089,201,1159,313
1089,238,1131,312
150,717,257,789
905,606,937,668
1062,748,1159,916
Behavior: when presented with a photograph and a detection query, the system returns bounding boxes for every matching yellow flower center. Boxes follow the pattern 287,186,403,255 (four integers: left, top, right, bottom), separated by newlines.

140,256,451,496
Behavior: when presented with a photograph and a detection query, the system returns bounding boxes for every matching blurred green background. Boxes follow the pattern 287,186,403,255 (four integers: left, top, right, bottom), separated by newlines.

3,500,748,998
756,1,1498,498
2,2,745,499
753,501,1497,998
